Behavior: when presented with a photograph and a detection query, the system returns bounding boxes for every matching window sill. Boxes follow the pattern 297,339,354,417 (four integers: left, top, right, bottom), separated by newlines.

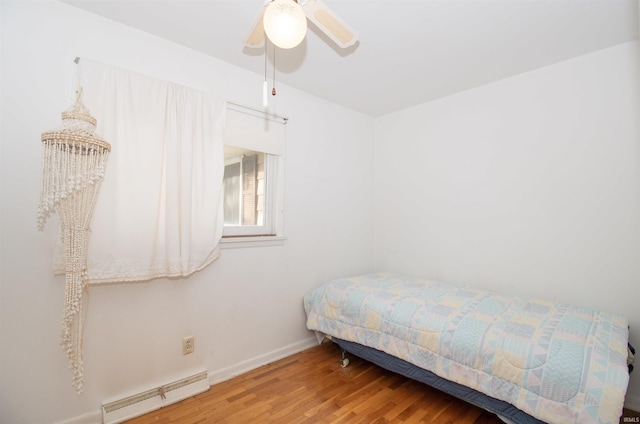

220,235,287,249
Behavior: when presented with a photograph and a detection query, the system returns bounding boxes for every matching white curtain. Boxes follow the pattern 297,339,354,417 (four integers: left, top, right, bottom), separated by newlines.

54,59,225,284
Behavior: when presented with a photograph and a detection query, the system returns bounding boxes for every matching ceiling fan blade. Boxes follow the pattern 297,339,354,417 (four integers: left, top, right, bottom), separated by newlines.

302,0,358,48
244,2,268,48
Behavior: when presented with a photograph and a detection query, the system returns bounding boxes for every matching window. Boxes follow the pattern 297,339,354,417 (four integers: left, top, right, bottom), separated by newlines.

222,104,286,241
223,148,275,236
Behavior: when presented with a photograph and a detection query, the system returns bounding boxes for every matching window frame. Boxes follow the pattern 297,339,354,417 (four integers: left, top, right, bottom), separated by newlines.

220,103,286,247
222,153,279,238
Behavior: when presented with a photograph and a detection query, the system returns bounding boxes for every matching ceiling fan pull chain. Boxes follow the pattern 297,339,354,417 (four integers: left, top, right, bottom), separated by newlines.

272,45,277,96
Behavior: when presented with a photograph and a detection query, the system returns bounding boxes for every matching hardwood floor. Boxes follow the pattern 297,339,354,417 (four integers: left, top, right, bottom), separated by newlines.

125,341,638,424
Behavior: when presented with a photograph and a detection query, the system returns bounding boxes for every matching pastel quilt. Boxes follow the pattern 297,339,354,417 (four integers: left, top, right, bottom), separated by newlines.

304,273,630,424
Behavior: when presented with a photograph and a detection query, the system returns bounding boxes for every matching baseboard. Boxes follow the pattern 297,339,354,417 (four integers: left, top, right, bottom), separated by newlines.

54,410,102,424
102,371,210,424
208,337,318,385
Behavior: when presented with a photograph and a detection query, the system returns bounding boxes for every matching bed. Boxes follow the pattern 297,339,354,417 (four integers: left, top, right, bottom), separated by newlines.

303,272,632,424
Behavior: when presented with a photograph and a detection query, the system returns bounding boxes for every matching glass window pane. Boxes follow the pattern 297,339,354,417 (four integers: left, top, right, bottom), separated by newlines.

223,147,267,230
223,162,240,225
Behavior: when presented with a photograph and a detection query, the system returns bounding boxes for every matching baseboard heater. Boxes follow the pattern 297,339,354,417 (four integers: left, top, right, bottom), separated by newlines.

102,371,210,424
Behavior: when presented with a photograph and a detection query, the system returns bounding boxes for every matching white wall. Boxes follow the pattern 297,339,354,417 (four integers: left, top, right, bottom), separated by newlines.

0,2,374,423
374,40,640,409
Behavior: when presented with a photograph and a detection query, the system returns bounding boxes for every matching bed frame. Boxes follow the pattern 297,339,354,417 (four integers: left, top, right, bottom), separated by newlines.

331,336,545,424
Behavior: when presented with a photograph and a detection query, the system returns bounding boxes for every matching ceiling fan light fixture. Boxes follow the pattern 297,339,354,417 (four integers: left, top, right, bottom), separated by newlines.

263,0,307,49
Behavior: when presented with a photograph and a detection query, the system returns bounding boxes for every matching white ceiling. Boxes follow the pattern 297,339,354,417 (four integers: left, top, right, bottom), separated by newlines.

63,0,639,117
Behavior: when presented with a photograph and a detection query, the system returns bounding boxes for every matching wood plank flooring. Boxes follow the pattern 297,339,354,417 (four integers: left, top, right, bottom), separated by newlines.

125,341,639,424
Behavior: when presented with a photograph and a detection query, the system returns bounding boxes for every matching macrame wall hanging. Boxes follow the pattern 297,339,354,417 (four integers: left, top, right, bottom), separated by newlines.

37,86,111,393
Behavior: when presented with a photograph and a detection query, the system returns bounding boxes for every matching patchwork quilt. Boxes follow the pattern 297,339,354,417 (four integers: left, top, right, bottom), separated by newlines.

304,273,630,424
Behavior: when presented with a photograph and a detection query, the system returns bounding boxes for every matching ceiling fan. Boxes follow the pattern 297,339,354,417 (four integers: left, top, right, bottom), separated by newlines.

245,0,359,50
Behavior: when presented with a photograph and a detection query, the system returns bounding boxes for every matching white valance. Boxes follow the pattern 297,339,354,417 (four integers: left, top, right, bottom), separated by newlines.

225,104,285,156
54,59,226,284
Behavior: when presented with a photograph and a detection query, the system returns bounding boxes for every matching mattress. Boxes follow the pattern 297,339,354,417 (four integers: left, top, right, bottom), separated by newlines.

304,273,631,424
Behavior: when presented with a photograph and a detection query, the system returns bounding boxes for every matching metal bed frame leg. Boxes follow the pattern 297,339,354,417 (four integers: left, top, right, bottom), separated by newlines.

340,348,350,368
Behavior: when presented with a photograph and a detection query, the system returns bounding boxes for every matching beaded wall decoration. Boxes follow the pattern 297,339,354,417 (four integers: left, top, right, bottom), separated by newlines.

38,88,111,393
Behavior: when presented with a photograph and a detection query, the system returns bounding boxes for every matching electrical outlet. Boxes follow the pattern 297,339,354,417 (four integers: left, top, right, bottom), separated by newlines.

183,335,194,355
